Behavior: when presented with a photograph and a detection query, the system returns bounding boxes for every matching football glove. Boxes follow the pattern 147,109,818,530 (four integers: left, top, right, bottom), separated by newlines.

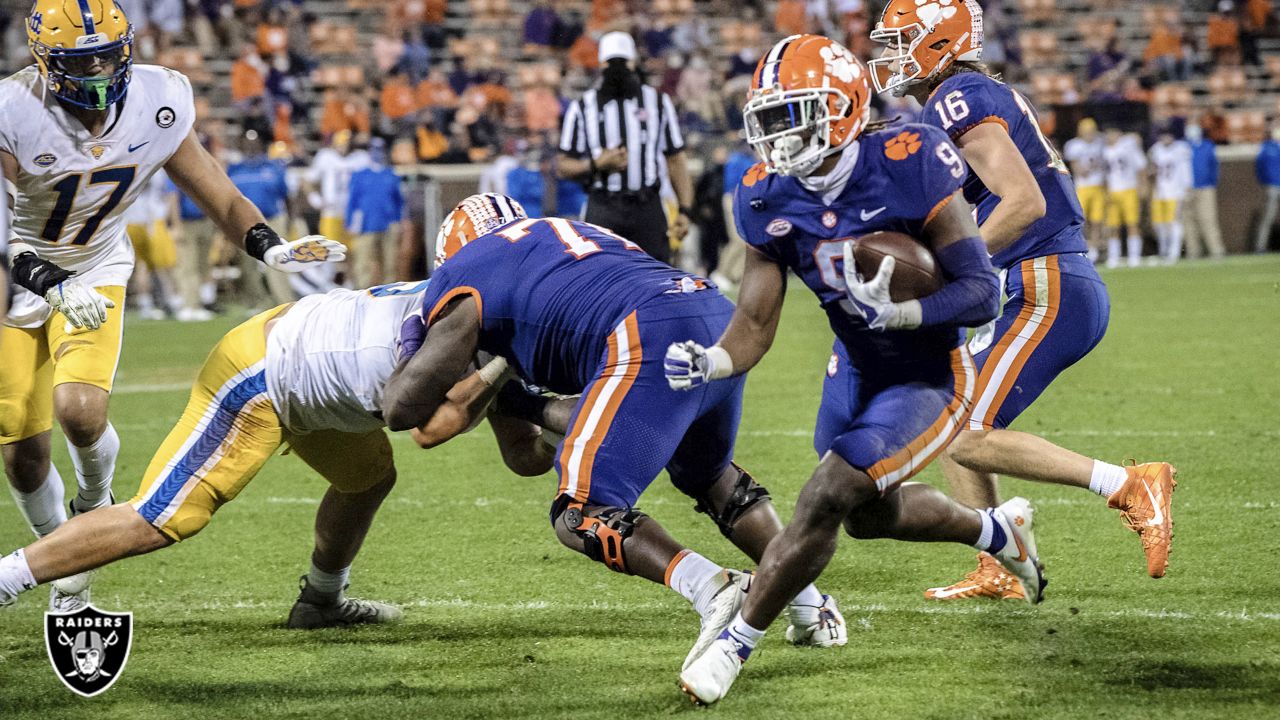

664,341,733,391
842,243,900,331
45,280,115,331
263,235,348,273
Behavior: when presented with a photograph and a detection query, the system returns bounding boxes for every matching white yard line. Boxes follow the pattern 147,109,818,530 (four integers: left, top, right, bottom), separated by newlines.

112,381,193,395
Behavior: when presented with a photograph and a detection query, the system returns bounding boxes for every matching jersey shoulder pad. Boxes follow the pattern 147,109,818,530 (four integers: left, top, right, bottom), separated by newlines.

732,168,786,249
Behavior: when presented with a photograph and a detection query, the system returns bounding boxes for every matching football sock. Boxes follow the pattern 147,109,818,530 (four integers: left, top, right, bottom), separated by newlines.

1126,235,1142,265
972,509,1008,554
68,422,118,511
719,614,766,661
788,584,826,627
0,549,38,605
306,562,350,599
1168,222,1184,261
1107,237,1121,264
1155,224,1170,258
667,550,725,617
9,465,67,537
1090,460,1129,498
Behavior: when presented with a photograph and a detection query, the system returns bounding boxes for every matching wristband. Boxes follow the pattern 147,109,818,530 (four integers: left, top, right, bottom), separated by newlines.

244,223,283,262
477,356,509,386
705,345,734,381
678,205,693,217
9,243,73,297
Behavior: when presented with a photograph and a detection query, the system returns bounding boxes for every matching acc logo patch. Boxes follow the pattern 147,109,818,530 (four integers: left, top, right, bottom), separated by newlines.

89,145,107,159
766,218,793,237
884,131,923,161
34,153,57,167
156,106,176,128
821,210,838,228
45,604,133,697
741,163,769,188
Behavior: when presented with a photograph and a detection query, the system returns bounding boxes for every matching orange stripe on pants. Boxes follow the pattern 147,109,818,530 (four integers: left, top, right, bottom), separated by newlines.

867,347,973,488
973,256,1061,429
557,312,642,502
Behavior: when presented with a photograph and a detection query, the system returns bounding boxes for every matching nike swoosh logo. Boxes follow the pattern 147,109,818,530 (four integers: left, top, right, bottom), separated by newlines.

1011,526,1028,562
128,141,150,153
1143,480,1165,526
929,585,979,599
861,207,887,221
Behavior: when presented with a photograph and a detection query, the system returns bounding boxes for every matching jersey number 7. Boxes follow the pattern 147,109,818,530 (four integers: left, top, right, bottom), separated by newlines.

40,166,137,245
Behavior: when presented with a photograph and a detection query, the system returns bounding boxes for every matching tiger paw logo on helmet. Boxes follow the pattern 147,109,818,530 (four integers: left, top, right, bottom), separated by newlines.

884,131,923,161
818,42,860,85
870,0,984,96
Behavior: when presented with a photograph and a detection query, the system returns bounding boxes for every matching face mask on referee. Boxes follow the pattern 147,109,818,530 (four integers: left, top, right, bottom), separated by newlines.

598,58,644,103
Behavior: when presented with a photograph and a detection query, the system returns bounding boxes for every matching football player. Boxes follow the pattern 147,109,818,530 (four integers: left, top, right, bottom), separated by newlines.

383,193,849,669
1,0,344,611
1102,129,1148,268
869,0,1176,599
1063,118,1108,262
1148,127,1193,264
0,273,557,625
670,35,1040,705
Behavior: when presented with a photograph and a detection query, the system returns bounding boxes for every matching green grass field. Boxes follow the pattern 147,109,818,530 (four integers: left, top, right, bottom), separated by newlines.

2,256,1279,719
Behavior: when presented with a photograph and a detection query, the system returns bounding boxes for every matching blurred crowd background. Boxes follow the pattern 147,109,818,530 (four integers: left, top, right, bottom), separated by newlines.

2,0,1279,320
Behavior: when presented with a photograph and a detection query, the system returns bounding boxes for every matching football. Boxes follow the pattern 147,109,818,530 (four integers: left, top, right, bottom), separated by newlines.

850,231,944,302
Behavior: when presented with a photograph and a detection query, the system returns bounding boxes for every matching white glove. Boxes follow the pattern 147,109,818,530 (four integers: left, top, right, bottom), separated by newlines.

664,341,733,391
44,280,114,330
263,235,348,273
841,244,915,331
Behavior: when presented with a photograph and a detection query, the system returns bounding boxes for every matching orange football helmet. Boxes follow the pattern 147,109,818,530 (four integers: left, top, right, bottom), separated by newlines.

743,34,871,178
434,193,527,269
870,0,984,96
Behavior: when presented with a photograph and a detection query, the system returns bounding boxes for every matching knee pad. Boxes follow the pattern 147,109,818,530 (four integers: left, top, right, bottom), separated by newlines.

694,463,771,538
551,495,645,574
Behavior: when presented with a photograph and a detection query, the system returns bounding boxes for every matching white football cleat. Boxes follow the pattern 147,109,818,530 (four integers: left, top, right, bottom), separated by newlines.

682,569,750,670
989,497,1047,604
785,594,848,647
286,575,403,629
49,572,92,613
679,636,746,706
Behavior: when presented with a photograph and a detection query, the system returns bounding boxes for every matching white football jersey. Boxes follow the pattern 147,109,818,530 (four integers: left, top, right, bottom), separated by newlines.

124,167,173,226
1063,136,1106,188
0,64,194,327
306,147,370,218
1103,137,1147,193
1149,140,1193,201
265,281,429,435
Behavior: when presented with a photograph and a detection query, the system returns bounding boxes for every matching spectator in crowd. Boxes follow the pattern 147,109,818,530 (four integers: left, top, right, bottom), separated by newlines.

524,1,560,52
415,118,452,162
677,54,726,133
416,67,460,129
256,6,289,57
1183,123,1227,259
1148,128,1194,263
1145,18,1192,82
319,86,372,140
390,28,431,85
346,140,405,288
1207,1,1243,66
557,32,695,264
505,144,549,217
1086,37,1131,102
1253,122,1280,252
1241,0,1270,65
118,0,184,59
231,42,267,107
226,129,297,307
379,70,419,136
125,169,180,320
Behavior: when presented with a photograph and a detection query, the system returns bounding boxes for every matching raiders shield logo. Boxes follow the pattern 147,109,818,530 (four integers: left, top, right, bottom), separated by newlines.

45,605,133,697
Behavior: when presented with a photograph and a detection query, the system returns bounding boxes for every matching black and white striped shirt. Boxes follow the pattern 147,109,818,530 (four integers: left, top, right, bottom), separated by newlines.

559,85,685,193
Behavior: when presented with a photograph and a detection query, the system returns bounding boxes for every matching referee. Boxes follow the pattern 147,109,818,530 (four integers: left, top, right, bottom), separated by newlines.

557,31,694,264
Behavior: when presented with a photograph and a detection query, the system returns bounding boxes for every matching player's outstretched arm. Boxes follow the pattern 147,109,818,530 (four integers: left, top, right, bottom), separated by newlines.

665,247,785,390
956,122,1046,253
165,130,345,272
383,296,481,432
410,355,511,448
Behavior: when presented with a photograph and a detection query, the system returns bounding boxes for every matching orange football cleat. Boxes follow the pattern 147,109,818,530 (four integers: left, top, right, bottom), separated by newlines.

1108,461,1177,578
925,552,1026,601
